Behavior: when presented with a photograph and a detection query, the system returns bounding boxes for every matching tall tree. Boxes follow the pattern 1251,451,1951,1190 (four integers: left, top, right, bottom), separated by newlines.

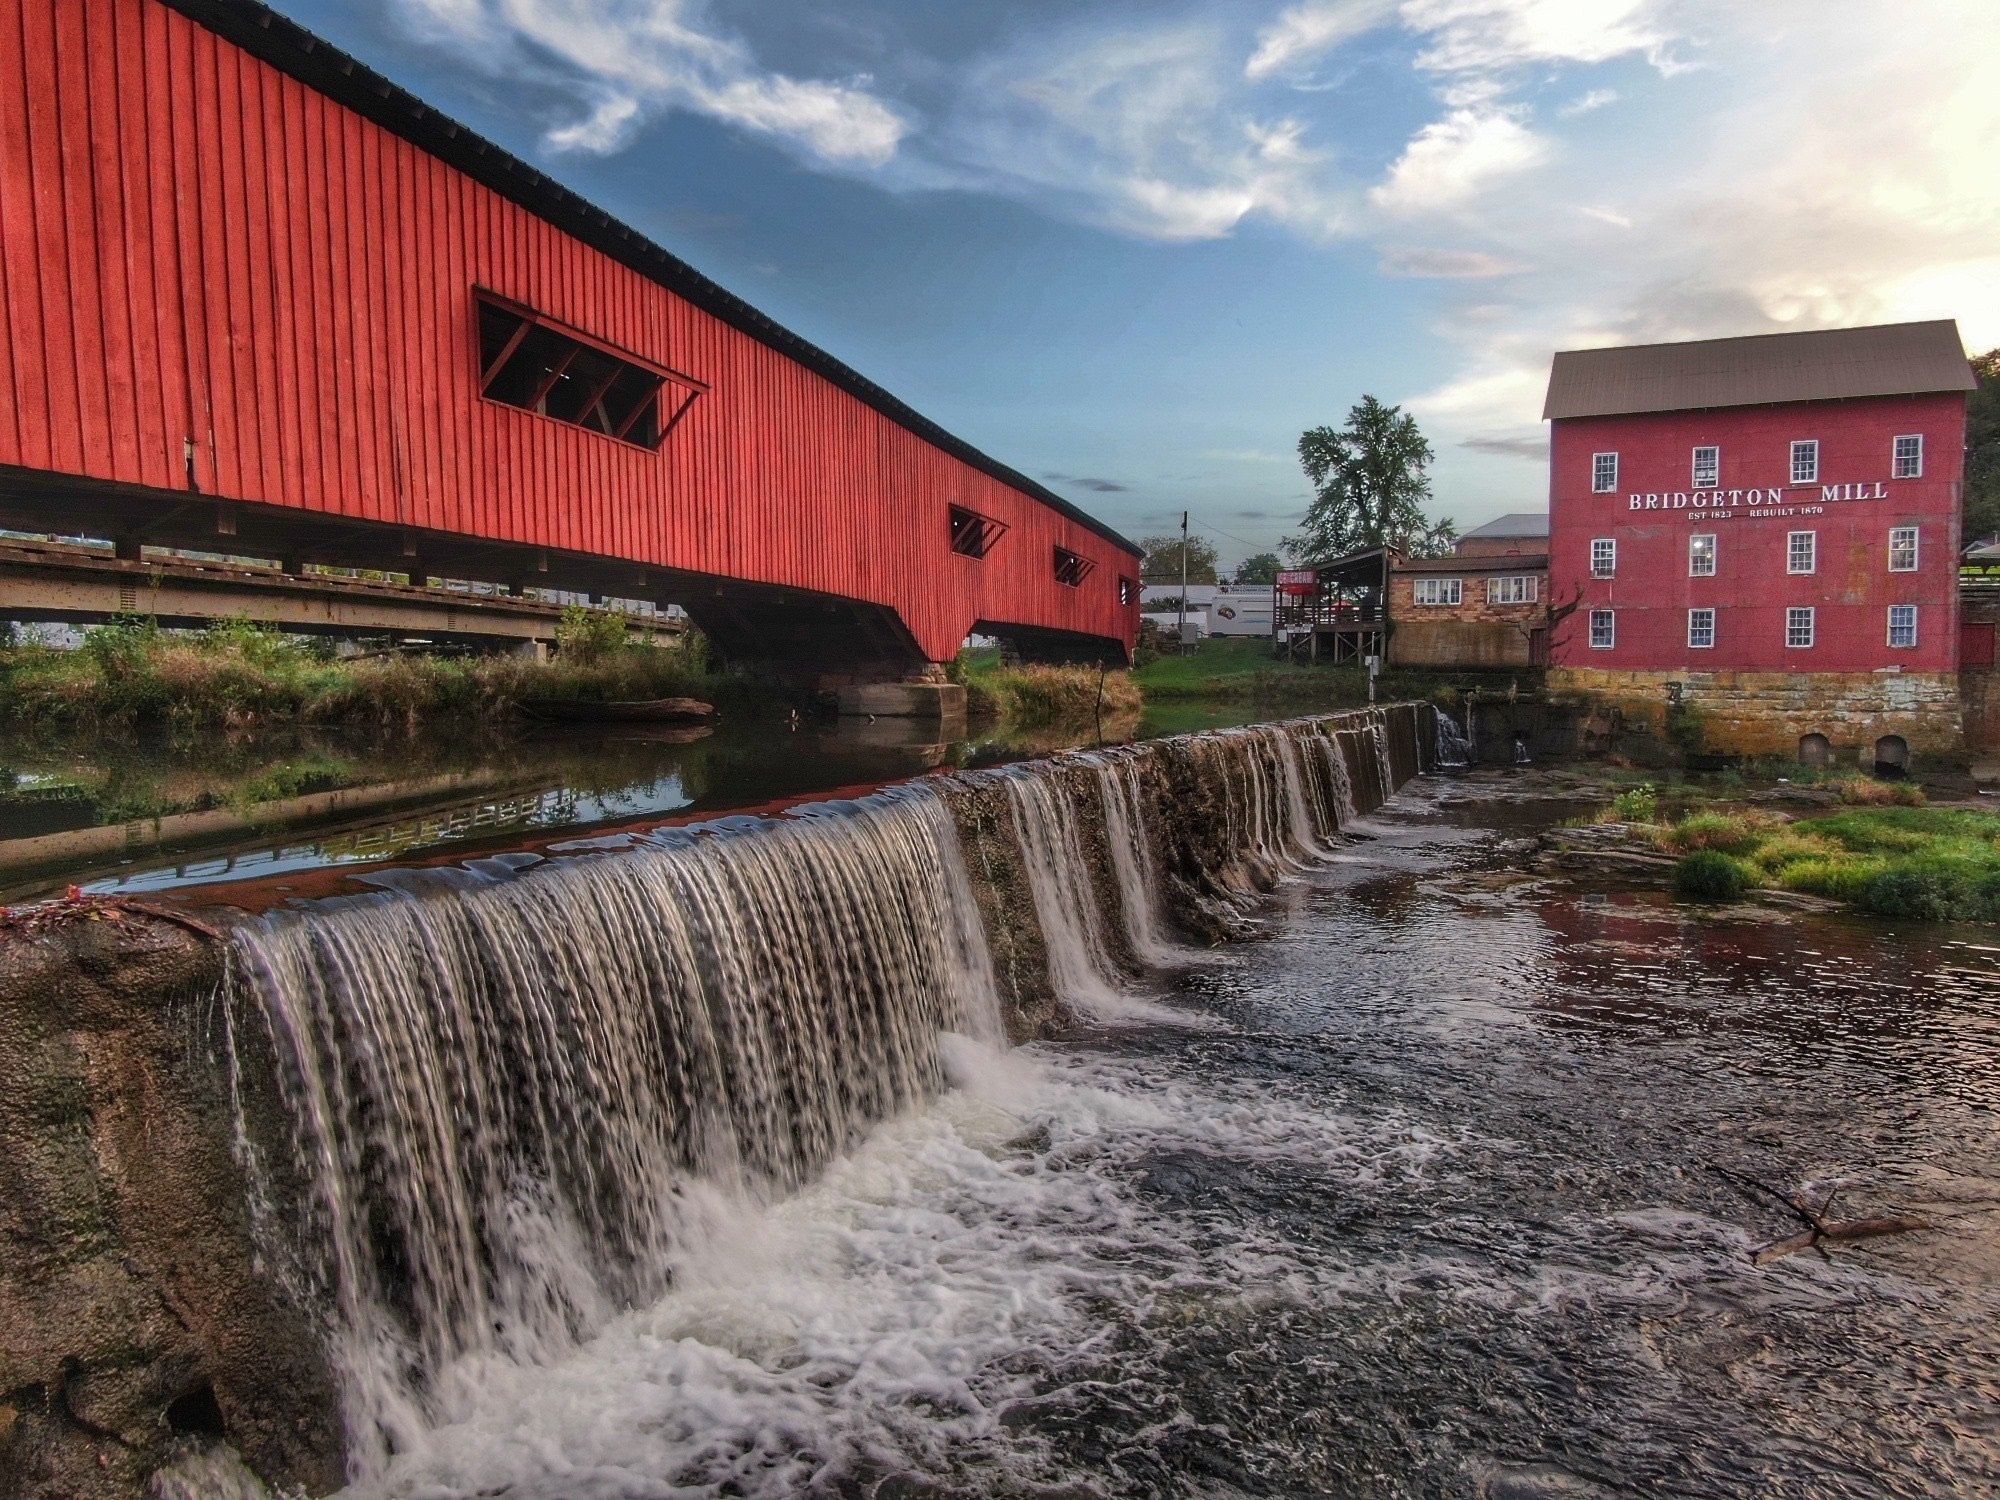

1234,552,1282,584
1966,349,2000,546
1139,534,1219,584
1283,396,1457,561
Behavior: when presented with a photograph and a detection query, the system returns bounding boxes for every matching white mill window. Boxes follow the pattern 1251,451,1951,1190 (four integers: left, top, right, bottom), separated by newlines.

1786,607,1815,648
1692,445,1720,488
1790,440,1819,484
1592,452,1619,493
1889,526,1919,572
1787,531,1816,575
1888,605,1918,649
1589,609,1615,649
1688,608,1715,649
1689,533,1716,577
1413,577,1463,606
1892,434,1924,478
1591,538,1616,577
1487,575,1537,605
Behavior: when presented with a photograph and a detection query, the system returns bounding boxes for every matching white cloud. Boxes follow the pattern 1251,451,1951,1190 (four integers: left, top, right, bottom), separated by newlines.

1557,87,1618,117
928,23,1356,241
1577,205,1633,229
1245,0,1399,79
1205,448,1293,463
1379,245,1526,277
394,0,907,165
1369,108,1547,215
1400,0,1678,76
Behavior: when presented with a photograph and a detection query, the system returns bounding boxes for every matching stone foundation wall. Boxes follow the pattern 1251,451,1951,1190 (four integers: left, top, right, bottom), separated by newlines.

1548,666,1963,761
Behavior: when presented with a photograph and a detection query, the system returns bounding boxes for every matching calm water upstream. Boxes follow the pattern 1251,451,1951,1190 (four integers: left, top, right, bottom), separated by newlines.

308,770,2000,1499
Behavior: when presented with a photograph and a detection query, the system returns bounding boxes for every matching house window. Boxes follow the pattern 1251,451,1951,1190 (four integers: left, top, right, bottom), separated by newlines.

1888,526,1919,572
1887,605,1918,649
1118,576,1135,607
1786,607,1815,648
1588,609,1615,649
1592,452,1619,493
1790,440,1819,484
1692,445,1720,488
948,504,1007,559
1486,575,1537,605
1053,547,1095,588
1688,608,1715,649
1892,434,1924,478
475,292,695,449
1591,538,1616,577
1413,577,1463,606
1787,530,1816,575
1689,533,1716,577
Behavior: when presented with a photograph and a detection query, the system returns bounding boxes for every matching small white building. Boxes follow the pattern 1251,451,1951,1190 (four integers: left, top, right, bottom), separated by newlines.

1139,582,1274,638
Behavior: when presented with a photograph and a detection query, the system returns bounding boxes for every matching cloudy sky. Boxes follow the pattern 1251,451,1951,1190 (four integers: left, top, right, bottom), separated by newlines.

285,0,1999,567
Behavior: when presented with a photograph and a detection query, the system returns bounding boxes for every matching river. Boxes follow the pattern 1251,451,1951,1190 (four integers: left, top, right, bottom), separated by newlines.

181,733,2000,1499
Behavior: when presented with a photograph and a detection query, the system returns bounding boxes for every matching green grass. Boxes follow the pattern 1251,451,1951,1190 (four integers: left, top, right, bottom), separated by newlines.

951,650,1141,727
1130,637,1455,710
1659,803,2000,922
0,614,786,737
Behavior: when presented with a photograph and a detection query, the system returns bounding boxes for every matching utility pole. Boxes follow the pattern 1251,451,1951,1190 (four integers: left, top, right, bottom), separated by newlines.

1177,510,1189,646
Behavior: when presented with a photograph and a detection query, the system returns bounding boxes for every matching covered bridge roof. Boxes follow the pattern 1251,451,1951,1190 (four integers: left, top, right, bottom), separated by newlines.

1542,320,1974,421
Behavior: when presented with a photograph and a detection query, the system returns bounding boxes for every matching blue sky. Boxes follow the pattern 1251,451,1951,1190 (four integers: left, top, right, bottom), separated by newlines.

281,0,1997,570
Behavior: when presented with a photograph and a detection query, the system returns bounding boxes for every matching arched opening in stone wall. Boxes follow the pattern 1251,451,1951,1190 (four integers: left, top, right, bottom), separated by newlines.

1798,733,1833,768
1873,735,1911,778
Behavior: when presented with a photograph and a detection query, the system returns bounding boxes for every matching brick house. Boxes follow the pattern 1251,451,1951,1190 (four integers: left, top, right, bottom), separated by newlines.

1544,321,1974,764
1385,513,1549,669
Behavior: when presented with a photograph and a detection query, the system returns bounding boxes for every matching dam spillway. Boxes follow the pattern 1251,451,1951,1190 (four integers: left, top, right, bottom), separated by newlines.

14,705,1425,1495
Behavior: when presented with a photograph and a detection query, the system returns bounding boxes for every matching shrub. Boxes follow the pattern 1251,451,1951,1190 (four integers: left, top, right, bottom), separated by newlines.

1833,775,1926,807
1674,850,1750,902
1611,782,1658,822
1855,859,2000,922
554,604,630,664
1657,810,1775,855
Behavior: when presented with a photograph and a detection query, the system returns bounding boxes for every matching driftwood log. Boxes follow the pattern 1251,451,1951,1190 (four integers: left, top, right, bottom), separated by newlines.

1712,1165,1930,1265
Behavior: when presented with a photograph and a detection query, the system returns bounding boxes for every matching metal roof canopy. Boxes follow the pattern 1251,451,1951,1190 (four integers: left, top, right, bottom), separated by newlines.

162,0,1141,559
1293,547,1390,589
1543,320,1974,421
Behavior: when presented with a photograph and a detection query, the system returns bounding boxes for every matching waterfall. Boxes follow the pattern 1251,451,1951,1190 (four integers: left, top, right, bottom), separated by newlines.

1434,706,1473,768
1001,768,1130,1010
216,707,1421,1485
1321,734,1358,825
1088,751,1181,966
224,786,999,1477
1368,714,1396,809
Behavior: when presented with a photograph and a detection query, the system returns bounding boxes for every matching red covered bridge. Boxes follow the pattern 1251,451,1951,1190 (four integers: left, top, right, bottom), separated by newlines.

0,0,1142,676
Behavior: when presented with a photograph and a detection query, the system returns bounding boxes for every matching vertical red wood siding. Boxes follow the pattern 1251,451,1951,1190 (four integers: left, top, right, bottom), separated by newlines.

0,0,1141,661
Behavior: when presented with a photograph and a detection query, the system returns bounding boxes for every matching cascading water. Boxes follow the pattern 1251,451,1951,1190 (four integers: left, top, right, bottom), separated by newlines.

1086,750,1182,967
212,709,1420,1491
1434,707,1474,768
223,785,1001,1477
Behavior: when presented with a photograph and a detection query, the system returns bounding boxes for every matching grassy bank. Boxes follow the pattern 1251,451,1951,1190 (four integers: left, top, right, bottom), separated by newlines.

1131,637,1452,710
1642,793,2000,921
952,650,1142,727
0,612,787,736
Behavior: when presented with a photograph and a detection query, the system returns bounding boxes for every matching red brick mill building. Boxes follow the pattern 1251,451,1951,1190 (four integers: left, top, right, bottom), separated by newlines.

1545,321,1975,766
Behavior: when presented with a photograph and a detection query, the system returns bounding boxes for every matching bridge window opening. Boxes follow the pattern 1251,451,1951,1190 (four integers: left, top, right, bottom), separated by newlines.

476,294,697,450
1053,547,1095,588
1118,576,1135,606
948,505,1007,558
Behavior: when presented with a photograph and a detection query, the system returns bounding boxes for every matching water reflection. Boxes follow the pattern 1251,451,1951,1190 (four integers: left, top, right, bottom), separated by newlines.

0,701,1185,902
